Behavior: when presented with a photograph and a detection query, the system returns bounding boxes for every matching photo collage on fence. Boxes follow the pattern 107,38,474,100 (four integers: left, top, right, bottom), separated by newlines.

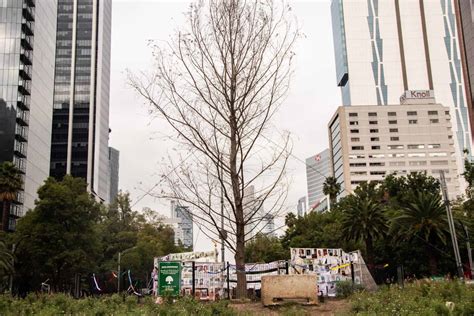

228,261,282,290
290,248,361,296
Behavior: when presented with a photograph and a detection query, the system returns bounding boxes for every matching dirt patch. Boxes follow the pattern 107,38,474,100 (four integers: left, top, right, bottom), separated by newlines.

230,298,351,315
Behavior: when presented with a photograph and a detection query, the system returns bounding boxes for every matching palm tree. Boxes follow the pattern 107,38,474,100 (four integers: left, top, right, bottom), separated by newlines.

0,162,23,232
341,194,387,269
323,176,341,205
0,239,13,277
391,192,448,275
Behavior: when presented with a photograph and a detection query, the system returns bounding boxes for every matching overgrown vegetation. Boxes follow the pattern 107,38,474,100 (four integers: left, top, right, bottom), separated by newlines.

0,294,237,316
350,281,474,315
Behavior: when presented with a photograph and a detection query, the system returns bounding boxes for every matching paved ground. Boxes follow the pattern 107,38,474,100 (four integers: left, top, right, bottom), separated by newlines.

230,298,351,315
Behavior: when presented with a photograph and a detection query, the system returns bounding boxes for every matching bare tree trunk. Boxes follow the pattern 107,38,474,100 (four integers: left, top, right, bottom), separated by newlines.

129,0,298,300
235,222,246,298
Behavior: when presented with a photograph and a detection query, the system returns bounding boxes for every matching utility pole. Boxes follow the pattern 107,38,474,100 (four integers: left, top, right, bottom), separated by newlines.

439,170,464,279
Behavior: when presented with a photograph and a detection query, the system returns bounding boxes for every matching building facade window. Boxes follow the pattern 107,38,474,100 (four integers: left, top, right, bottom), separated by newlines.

370,129,379,133
409,119,417,124
407,111,417,116
390,128,398,132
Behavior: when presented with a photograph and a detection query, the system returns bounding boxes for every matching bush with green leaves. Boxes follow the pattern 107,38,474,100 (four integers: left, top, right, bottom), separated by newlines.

335,280,364,298
349,281,474,315
0,294,237,316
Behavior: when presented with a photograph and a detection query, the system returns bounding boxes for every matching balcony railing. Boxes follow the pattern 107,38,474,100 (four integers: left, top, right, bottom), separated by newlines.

13,156,27,174
20,48,33,65
14,140,27,158
10,204,23,218
15,125,28,142
18,79,31,95
25,0,35,7
17,94,30,111
16,109,29,126
22,4,35,21
22,20,34,36
19,64,32,80
21,33,33,50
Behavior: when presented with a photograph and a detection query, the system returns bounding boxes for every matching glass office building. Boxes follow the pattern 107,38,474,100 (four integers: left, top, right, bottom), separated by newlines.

50,0,111,203
0,0,57,231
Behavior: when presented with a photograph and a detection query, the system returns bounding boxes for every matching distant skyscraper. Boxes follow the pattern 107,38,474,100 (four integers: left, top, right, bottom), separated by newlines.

171,201,193,249
50,0,112,203
260,214,275,236
296,197,307,217
306,149,331,209
108,147,119,204
243,185,258,240
331,0,473,178
0,1,57,231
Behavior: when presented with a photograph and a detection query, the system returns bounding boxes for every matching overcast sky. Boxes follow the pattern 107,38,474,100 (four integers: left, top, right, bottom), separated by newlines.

109,0,341,252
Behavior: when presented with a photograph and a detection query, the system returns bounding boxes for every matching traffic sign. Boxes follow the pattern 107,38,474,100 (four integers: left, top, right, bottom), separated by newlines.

158,261,181,296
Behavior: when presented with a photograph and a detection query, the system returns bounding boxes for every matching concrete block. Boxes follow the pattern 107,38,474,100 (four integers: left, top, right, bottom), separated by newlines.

261,275,318,306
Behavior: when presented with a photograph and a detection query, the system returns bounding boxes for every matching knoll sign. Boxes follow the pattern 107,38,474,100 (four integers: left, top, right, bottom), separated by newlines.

400,90,435,104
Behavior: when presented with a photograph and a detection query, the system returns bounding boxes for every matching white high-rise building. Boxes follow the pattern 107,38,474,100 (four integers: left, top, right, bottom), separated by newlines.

331,0,473,182
328,95,461,199
306,149,331,210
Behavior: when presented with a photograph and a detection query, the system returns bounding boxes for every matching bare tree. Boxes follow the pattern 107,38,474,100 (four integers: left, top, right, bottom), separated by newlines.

129,0,298,298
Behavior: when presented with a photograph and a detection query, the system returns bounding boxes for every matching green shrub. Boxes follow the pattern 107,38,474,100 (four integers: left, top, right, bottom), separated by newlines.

0,294,238,315
335,280,364,298
349,281,474,315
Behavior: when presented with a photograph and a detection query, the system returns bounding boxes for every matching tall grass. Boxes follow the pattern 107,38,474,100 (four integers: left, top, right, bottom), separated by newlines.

0,294,236,316
350,281,474,315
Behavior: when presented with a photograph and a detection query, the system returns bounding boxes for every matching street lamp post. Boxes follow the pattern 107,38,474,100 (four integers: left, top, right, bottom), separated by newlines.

117,246,137,293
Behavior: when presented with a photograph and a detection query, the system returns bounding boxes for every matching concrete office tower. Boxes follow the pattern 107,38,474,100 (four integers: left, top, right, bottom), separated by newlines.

108,147,119,204
0,1,57,231
306,149,331,209
50,0,112,203
297,196,307,217
170,201,193,249
331,0,473,179
456,0,474,139
328,94,460,200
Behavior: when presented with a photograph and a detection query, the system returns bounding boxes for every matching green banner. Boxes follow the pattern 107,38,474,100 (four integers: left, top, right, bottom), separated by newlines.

158,261,181,296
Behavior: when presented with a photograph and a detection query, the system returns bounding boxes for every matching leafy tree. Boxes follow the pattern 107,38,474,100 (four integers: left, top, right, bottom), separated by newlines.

245,233,288,263
0,162,23,232
281,210,361,252
98,195,184,290
382,172,440,207
13,176,102,292
0,237,13,283
323,176,341,206
391,192,448,275
339,182,387,268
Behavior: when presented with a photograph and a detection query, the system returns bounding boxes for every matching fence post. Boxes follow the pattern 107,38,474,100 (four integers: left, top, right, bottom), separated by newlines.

226,262,230,299
350,262,355,285
397,265,404,289
285,261,289,275
192,261,196,297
